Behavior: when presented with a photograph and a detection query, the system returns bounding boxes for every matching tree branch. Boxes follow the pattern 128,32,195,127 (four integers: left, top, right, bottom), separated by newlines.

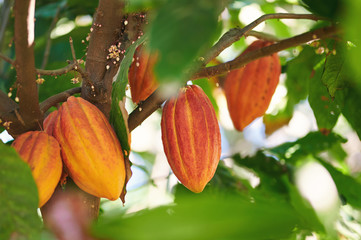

128,89,165,132
40,87,81,113
81,0,126,117
128,24,340,132
192,25,340,79
13,0,42,129
202,13,328,65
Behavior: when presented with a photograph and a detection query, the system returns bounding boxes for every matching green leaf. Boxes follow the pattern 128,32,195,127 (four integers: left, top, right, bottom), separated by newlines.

148,0,222,84
336,84,361,140
93,194,303,240
110,36,146,156
300,0,341,19
318,158,361,209
0,143,42,240
268,131,347,162
285,46,323,113
321,41,348,98
309,58,341,131
285,178,325,232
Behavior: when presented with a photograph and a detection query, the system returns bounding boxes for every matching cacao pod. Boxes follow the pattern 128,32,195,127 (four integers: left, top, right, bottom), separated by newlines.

224,40,281,131
128,45,158,104
53,96,126,200
161,85,221,193
43,110,58,136
12,131,62,207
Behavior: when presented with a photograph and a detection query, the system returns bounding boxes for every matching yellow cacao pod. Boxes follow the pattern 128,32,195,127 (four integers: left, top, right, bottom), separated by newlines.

43,110,58,136
53,96,126,200
224,40,281,131
161,85,221,193
12,131,62,207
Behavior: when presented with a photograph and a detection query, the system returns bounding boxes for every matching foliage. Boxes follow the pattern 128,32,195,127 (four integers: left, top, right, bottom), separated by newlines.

1,0,361,240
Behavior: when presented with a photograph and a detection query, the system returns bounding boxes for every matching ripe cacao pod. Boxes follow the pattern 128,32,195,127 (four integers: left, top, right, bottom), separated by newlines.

53,96,126,200
43,110,58,136
161,85,221,193
12,131,62,207
128,45,158,104
224,40,281,131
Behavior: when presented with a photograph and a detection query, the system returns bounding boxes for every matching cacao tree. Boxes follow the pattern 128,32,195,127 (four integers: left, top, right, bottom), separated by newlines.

1,0,361,239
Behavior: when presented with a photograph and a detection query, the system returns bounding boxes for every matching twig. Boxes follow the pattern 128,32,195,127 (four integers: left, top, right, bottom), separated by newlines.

202,13,328,65
128,89,166,132
40,87,81,113
41,5,62,69
192,25,340,79
246,30,279,42
0,52,13,64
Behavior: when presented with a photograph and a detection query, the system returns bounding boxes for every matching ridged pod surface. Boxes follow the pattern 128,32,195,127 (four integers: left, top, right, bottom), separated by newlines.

224,40,281,131
12,131,62,207
43,110,58,136
161,85,221,193
53,96,125,200
128,45,158,104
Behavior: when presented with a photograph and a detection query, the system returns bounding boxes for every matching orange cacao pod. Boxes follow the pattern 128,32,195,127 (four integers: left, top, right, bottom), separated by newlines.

224,40,281,131
12,131,62,207
53,96,126,200
128,45,158,104
43,110,58,136
161,85,221,193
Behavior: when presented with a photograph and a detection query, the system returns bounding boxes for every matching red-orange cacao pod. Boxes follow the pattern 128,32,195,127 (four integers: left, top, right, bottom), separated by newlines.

128,45,158,104
224,40,281,131
12,131,63,207
161,85,221,193
53,96,126,200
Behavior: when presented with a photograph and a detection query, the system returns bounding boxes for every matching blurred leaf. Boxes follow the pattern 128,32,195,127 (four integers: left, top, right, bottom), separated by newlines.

148,0,223,84
125,0,166,12
321,41,347,98
336,84,361,140
110,36,146,156
300,0,341,19
263,111,292,135
309,58,341,131
318,158,361,209
232,152,289,194
285,178,325,232
35,1,66,18
93,193,304,240
268,131,347,162
0,143,42,240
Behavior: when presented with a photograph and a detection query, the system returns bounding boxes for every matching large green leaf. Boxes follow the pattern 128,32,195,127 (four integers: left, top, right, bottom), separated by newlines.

336,85,361,140
147,0,222,84
110,36,146,156
300,0,341,19
320,41,348,98
309,59,341,131
268,131,347,163
318,158,361,209
285,46,324,114
0,143,42,240
93,193,303,240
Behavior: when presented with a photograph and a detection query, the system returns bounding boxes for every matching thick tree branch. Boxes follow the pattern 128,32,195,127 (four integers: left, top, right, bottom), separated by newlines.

128,24,340,132
13,0,42,129
192,25,340,79
40,87,81,113
81,0,126,117
202,13,327,65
